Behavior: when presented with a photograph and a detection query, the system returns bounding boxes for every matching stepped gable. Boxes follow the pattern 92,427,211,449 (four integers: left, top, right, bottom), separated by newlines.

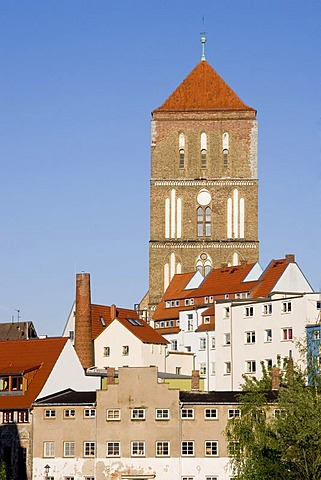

154,60,255,112
250,259,289,298
0,337,68,409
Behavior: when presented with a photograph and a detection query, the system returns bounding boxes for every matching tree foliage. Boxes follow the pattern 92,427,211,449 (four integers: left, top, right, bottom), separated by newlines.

226,362,321,480
0,462,7,480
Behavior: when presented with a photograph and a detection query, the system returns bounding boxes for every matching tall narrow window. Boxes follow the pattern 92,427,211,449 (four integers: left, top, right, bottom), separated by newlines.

201,132,207,168
223,132,229,167
179,133,185,168
227,189,245,239
197,207,211,237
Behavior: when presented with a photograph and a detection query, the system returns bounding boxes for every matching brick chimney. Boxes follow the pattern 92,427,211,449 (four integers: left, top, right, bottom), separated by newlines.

191,370,200,391
74,273,94,369
110,304,117,320
285,254,295,263
106,367,115,385
271,367,280,391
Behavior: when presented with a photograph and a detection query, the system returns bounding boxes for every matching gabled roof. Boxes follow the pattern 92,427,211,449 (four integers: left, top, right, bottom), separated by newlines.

93,305,169,345
0,337,68,409
0,321,38,341
154,60,255,113
251,259,289,298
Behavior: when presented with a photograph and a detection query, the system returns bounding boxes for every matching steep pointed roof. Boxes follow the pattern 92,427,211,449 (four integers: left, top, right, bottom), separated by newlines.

154,60,255,113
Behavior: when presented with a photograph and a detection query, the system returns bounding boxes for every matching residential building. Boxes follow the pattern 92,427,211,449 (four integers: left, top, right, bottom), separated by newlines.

145,38,259,314
32,366,245,480
0,337,99,480
0,321,37,340
63,273,194,376
152,255,316,390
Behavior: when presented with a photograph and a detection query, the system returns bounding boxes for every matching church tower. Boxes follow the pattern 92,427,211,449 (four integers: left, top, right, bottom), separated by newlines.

148,39,259,310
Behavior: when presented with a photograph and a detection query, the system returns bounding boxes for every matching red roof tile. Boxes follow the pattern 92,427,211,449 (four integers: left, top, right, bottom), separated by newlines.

154,61,255,113
0,337,68,409
251,259,289,298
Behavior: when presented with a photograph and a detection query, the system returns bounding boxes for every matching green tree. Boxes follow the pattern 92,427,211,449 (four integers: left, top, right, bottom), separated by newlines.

226,363,321,480
0,462,6,480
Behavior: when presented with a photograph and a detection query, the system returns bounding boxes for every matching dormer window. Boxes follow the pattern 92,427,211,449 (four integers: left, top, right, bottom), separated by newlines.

0,375,23,393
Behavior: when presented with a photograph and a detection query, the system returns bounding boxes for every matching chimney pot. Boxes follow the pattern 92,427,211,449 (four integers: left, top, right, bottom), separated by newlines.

285,254,295,263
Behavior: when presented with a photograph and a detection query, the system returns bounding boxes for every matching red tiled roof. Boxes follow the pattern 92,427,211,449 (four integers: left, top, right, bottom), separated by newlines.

0,337,68,409
251,259,289,298
197,263,258,296
92,304,168,345
154,61,255,113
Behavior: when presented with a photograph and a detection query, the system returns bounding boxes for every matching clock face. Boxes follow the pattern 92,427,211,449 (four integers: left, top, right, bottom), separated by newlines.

197,189,211,206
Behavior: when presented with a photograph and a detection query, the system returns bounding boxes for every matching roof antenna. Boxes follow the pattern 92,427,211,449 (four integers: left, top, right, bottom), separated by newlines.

200,16,207,61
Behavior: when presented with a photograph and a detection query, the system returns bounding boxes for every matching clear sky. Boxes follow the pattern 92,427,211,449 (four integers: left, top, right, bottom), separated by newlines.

1,1,320,336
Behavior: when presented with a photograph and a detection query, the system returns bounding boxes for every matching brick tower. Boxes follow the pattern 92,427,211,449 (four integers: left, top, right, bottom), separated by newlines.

147,40,259,311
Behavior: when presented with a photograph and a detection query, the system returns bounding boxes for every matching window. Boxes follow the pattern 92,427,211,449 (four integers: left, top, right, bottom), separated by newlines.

204,316,210,324
313,330,320,340
263,303,272,315
228,409,240,419
181,408,194,419
187,317,193,331
199,363,207,376
17,410,29,423
211,362,216,375
201,132,207,168
179,133,185,168
224,307,230,318
274,409,286,418
84,409,96,418
84,477,94,480
181,441,194,456
106,442,120,457
176,367,181,375
103,346,110,357
131,409,145,420
197,207,211,237
131,441,145,456
3,411,14,423
246,360,256,373
282,301,292,313
122,345,129,356
43,441,55,457
64,442,75,457
206,477,218,480
182,477,194,480
205,440,218,456
44,409,56,418
155,409,169,420
185,346,192,352
211,337,215,349
245,331,255,344
244,306,254,317
64,409,75,418
69,330,74,341
225,362,231,374
156,441,170,456
64,477,74,480
199,337,206,350
228,441,240,456
204,296,208,303
224,333,231,345
171,340,178,351
223,149,228,167
106,409,120,420
317,301,321,310
84,442,95,457
204,408,218,419
282,327,293,341
209,295,214,303
266,358,273,369
265,329,272,343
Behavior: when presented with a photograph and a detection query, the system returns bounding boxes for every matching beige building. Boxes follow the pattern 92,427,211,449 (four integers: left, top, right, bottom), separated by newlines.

146,46,259,313
32,366,242,480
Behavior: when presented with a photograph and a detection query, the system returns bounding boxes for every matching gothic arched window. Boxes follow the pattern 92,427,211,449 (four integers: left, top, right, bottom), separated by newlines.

196,253,212,276
179,133,185,169
201,132,207,169
222,132,229,168
197,207,211,237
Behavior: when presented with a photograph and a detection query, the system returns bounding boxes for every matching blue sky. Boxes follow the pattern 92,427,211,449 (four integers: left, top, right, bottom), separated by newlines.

0,1,320,336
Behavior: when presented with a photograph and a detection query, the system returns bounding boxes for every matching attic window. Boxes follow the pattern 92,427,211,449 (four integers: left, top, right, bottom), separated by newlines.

100,316,106,327
0,375,23,393
127,318,143,326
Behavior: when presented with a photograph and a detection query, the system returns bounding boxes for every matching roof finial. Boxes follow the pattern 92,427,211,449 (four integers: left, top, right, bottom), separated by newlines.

200,16,207,61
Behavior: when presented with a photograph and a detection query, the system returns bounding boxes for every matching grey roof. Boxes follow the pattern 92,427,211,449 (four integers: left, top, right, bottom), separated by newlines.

35,389,96,405
180,390,278,403
0,322,38,341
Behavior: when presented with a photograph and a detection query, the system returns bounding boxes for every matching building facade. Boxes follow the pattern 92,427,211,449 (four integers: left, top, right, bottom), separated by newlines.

147,50,259,312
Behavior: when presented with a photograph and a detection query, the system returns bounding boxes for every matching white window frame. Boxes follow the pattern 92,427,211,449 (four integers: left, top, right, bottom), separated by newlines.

181,408,194,419
106,409,121,421
131,441,145,457
181,441,194,456
122,345,129,356
103,346,110,357
244,306,254,317
228,409,240,419
205,440,218,456
224,333,231,345
224,307,230,318
282,327,293,341
43,441,55,457
84,441,95,457
64,409,75,419
199,363,207,376
204,316,210,324
131,408,145,420
246,360,256,373
245,331,255,344
155,408,170,420
84,408,96,418
63,441,75,457
199,337,206,350
156,440,170,457
225,362,231,374
265,329,272,343
44,409,56,419
211,337,215,349
263,303,272,315
106,441,120,457
282,301,292,313
204,408,218,420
